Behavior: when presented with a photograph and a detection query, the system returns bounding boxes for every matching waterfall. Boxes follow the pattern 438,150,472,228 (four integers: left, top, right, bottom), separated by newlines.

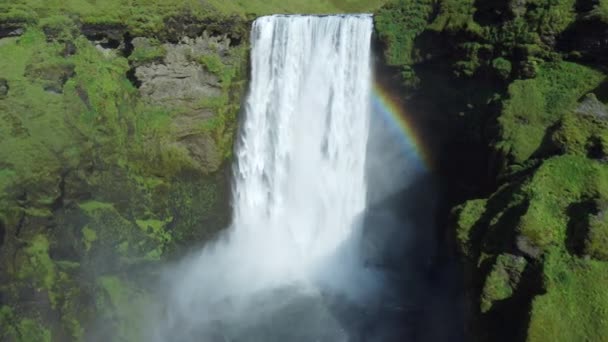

233,14,373,283
155,15,375,342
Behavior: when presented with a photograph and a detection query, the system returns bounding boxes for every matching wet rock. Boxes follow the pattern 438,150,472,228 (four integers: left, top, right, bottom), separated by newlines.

0,78,8,97
575,93,608,119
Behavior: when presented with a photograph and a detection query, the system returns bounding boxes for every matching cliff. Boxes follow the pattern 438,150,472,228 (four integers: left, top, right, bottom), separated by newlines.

375,0,608,341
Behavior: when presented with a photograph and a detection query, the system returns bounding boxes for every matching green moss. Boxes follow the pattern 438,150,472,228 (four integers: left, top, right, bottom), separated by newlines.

492,57,512,80
79,201,172,261
82,226,98,252
496,62,605,166
480,253,527,313
517,155,605,249
39,15,78,41
79,201,115,213
374,0,435,67
97,276,152,342
128,38,166,66
18,235,58,301
1,307,51,341
585,208,608,260
429,0,480,34
200,53,225,77
528,250,608,341
135,218,172,247
454,198,487,256
525,0,577,39
551,95,608,157
0,3,37,23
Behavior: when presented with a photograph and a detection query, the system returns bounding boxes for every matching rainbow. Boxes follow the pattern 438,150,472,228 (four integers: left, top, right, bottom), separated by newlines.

371,82,433,171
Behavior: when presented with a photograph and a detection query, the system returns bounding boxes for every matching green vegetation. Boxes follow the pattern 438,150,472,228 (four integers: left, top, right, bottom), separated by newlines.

585,206,608,260
480,254,527,313
96,276,152,342
129,38,165,66
375,0,608,340
454,198,487,257
374,0,435,66
0,307,52,342
528,250,608,341
496,62,605,167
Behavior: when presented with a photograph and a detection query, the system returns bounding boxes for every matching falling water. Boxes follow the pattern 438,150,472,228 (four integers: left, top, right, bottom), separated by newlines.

233,14,373,283
153,15,376,342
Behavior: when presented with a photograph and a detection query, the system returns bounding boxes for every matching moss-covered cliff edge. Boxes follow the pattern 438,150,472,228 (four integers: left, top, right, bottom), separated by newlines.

375,0,608,341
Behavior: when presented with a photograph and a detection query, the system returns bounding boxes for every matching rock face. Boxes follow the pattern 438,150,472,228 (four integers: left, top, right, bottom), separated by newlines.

134,33,229,108
131,32,242,174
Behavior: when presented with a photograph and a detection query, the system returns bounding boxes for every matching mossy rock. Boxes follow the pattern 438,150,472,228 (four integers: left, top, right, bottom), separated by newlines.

495,62,605,169
0,307,52,342
454,198,487,257
528,250,608,341
480,253,527,313
584,207,608,260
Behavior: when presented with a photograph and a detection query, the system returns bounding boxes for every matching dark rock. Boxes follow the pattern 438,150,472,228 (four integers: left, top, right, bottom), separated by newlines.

61,41,77,57
161,14,246,46
575,93,608,119
81,23,126,50
576,0,600,12
0,22,25,39
519,60,538,79
558,17,608,65
0,78,8,97
474,0,512,25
